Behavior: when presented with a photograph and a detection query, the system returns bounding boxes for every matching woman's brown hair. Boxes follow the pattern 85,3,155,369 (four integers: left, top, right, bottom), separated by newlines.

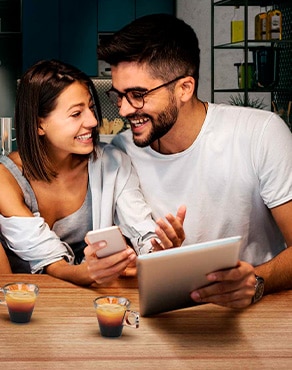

15,59,102,182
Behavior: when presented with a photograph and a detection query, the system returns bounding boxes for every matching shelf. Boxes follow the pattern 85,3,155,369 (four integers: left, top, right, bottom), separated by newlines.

214,40,292,48
0,32,21,37
214,0,290,6
212,0,292,112
214,88,292,93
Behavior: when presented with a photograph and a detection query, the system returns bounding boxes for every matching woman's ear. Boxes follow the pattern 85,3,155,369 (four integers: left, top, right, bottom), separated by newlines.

38,118,46,136
179,76,195,102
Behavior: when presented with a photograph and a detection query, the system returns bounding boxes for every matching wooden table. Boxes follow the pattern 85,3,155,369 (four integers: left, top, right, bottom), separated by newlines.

1,274,292,369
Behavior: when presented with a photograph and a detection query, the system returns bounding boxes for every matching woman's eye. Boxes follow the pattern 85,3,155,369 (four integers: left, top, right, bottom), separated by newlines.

71,111,81,118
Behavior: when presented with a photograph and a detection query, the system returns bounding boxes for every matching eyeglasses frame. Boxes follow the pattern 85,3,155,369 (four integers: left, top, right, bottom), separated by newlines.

106,75,187,109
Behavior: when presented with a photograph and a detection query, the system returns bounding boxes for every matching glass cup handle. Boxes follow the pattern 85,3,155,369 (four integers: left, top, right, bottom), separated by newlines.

123,310,139,328
0,289,6,305
11,127,16,142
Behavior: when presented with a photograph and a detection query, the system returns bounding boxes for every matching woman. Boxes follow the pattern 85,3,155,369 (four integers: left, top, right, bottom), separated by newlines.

0,243,12,274
0,60,185,285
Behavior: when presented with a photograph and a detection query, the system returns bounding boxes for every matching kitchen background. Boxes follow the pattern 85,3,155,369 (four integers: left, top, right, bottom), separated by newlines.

0,0,291,148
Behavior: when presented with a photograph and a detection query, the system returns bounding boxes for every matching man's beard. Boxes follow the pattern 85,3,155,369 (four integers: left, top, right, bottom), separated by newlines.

131,97,179,148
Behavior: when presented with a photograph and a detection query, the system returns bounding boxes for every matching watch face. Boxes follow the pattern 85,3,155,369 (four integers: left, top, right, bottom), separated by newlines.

253,276,265,303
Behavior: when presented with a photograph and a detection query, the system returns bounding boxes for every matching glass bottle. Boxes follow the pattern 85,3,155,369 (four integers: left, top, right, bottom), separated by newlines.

231,6,244,43
267,5,282,40
255,7,267,40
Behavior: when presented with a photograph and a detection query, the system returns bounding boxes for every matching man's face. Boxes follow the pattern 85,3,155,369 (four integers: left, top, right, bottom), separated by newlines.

110,62,179,147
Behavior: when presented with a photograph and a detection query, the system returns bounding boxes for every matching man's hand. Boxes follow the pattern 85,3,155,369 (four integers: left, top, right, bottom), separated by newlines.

151,205,186,251
190,261,256,309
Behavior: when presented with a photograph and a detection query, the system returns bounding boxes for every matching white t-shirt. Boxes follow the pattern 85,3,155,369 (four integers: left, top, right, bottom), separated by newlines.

112,103,292,266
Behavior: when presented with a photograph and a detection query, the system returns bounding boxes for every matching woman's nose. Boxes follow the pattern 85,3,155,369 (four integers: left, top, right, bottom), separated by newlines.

86,109,98,127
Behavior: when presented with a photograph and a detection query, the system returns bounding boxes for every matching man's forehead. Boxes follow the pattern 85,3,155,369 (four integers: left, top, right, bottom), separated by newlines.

111,63,160,91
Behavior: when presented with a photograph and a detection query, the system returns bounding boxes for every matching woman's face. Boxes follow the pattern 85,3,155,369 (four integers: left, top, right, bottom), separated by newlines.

38,81,97,158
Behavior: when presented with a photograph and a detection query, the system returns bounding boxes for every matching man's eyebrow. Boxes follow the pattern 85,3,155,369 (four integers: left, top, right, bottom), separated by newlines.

125,86,148,92
112,85,148,93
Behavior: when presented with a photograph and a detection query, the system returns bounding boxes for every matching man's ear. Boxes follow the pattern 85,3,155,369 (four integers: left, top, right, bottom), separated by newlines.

179,76,195,102
38,118,46,136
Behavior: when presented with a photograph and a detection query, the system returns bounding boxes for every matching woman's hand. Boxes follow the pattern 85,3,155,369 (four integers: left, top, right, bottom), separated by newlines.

119,257,137,277
84,241,136,285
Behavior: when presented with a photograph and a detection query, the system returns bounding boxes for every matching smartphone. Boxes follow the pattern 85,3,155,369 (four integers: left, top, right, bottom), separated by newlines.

86,226,127,258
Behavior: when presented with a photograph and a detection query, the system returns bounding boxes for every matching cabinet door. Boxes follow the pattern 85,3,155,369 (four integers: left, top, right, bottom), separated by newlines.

98,0,175,32
22,0,97,76
59,0,97,76
135,0,175,18
98,0,135,32
22,0,59,72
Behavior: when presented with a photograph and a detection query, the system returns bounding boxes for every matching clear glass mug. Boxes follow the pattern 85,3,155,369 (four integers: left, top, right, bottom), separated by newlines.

0,117,16,155
0,282,39,323
93,296,139,338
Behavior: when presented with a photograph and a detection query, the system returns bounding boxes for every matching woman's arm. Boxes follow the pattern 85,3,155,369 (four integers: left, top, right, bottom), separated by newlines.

0,159,137,285
0,243,12,274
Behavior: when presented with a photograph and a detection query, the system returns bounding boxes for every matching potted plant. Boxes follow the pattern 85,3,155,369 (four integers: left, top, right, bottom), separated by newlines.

228,94,267,109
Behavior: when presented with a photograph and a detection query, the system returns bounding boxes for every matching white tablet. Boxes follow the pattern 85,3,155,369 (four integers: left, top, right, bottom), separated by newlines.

137,236,242,316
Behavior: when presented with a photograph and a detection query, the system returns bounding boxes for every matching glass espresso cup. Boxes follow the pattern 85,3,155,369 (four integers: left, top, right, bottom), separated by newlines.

94,296,139,338
0,282,39,323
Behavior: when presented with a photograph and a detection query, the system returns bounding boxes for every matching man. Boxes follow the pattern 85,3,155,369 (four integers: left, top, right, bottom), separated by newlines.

95,14,292,308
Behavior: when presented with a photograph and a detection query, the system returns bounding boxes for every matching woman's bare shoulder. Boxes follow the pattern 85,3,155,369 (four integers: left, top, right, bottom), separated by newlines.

0,152,22,185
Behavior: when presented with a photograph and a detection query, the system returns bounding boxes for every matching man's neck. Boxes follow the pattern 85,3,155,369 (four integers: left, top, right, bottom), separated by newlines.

152,100,207,154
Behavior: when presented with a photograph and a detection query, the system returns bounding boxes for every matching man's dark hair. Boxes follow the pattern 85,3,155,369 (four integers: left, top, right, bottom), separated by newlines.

98,13,200,94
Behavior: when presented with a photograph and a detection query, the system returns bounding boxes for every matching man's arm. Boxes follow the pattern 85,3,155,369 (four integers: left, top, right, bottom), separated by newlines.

255,200,292,293
190,200,292,308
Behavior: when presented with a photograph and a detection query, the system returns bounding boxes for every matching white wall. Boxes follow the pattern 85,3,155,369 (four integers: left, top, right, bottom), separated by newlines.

176,0,271,108
177,0,212,101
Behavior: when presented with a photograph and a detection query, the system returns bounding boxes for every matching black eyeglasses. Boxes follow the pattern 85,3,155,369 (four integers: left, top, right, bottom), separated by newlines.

106,75,186,109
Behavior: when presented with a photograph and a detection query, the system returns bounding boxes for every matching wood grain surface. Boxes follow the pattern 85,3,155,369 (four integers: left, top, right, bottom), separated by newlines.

0,274,292,369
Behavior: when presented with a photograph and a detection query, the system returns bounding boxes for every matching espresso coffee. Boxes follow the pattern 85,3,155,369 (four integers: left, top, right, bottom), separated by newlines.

94,296,139,338
5,290,37,323
96,303,126,337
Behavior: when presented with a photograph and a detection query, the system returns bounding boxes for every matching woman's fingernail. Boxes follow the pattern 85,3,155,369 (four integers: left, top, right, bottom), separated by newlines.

191,291,201,302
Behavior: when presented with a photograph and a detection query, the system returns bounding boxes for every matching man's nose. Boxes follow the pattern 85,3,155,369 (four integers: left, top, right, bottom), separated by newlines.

118,96,137,117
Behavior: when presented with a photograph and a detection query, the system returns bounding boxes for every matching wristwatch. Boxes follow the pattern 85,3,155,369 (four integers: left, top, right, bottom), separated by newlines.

252,275,265,304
